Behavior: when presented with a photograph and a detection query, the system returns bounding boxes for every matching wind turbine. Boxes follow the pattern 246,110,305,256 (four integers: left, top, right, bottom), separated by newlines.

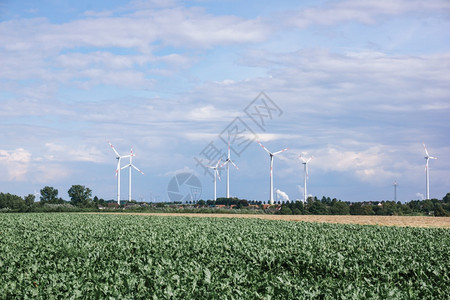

121,147,144,202
109,142,130,205
257,141,288,205
207,159,221,201
221,142,239,198
423,143,437,200
393,181,398,202
299,155,313,203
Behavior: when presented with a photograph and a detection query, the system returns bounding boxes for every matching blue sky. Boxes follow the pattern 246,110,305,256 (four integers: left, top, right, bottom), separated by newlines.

1,0,449,203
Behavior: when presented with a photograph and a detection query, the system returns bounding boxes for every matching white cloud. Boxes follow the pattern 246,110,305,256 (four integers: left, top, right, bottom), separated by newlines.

0,148,31,181
0,5,271,103
284,0,450,28
44,143,106,163
0,0,448,202
33,163,71,184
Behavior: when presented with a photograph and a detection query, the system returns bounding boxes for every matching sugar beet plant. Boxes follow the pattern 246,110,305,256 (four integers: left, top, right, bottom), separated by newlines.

0,214,449,299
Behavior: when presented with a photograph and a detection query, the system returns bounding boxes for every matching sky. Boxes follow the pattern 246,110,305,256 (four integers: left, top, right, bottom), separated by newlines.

1,0,449,203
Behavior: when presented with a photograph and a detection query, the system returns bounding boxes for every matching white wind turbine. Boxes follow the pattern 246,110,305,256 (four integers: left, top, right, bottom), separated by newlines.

423,143,437,200
221,142,239,198
393,181,398,202
258,141,288,205
299,155,313,203
109,142,130,205
121,147,144,202
207,159,222,201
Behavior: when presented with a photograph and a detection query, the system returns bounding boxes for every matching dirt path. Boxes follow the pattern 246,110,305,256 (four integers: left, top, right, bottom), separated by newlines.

92,213,450,228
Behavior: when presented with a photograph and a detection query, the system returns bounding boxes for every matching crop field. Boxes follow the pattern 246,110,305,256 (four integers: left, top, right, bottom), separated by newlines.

1,214,449,299
96,212,450,228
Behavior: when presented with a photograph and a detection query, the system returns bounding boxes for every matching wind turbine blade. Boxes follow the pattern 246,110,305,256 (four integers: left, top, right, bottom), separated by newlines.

220,160,229,168
216,169,221,181
257,141,272,155
121,164,129,170
109,141,120,157
423,143,429,157
273,148,288,156
430,156,437,160
299,155,307,163
229,159,239,170
131,164,144,174
215,158,222,168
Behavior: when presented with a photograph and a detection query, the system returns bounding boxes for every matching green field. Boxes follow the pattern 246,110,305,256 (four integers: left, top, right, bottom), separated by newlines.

0,214,448,299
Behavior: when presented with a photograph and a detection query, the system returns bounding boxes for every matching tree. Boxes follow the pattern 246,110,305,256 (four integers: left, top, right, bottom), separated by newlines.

0,193,26,211
68,185,92,207
434,203,449,217
24,194,35,207
279,205,292,215
422,200,434,215
330,201,350,215
350,203,374,215
308,200,328,215
40,186,61,204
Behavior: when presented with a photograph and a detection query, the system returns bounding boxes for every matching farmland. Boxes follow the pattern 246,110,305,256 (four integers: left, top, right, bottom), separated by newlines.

94,212,450,228
1,214,449,299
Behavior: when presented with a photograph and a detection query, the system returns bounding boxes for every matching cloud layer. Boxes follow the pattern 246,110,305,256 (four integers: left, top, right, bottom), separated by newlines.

0,0,449,202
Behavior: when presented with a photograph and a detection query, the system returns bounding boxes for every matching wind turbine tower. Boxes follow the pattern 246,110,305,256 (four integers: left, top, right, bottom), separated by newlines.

207,159,222,201
258,142,288,205
393,181,398,202
109,142,130,205
222,142,239,198
299,155,312,203
121,147,144,202
423,143,437,200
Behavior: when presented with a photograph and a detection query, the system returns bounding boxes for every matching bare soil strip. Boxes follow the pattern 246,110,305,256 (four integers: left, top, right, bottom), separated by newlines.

92,213,450,228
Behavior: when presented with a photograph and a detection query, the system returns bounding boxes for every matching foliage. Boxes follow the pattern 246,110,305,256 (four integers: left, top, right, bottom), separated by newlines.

68,185,93,207
0,214,448,299
330,201,350,215
40,186,62,204
0,193,26,211
24,194,35,207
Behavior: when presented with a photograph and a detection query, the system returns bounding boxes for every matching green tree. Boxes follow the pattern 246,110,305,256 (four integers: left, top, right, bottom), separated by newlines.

422,200,434,215
308,201,328,215
40,186,61,204
330,201,350,215
279,205,292,215
0,193,26,211
350,203,374,215
68,185,92,207
434,203,449,217
24,194,35,207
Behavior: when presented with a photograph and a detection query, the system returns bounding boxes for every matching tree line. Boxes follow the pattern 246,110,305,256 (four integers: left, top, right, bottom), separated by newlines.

274,195,450,216
0,186,449,216
0,185,104,212
195,195,450,216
